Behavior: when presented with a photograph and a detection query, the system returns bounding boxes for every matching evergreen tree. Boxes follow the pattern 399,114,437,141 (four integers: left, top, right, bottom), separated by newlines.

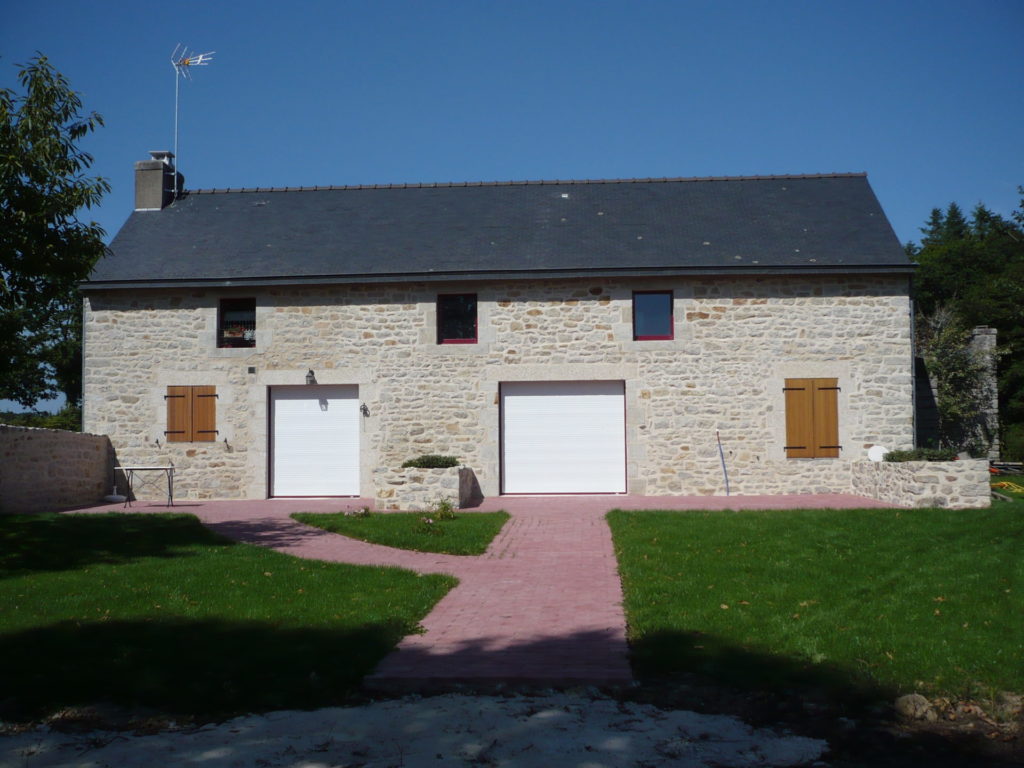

910,192,1024,458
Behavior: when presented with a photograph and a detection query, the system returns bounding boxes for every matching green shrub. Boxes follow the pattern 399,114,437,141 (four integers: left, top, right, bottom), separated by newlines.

416,516,445,536
883,447,958,462
400,455,459,469
0,405,82,431
431,496,457,521
1003,423,1024,462
413,497,458,537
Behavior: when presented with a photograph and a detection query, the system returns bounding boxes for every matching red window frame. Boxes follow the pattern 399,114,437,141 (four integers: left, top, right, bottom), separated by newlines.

632,291,674,340
217,297,256,348
437,293,478,344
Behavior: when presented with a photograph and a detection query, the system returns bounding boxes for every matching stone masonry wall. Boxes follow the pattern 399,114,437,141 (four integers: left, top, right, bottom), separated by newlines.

83,274,917,503
0,425,113,513
851,459,990,509
373,467,477,511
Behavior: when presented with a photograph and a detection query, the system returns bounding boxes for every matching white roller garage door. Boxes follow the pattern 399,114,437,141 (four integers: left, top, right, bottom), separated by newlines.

501,381,626,494
270,385,360,496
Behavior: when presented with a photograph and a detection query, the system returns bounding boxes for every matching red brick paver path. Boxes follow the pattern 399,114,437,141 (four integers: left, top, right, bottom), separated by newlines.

73,493,891,690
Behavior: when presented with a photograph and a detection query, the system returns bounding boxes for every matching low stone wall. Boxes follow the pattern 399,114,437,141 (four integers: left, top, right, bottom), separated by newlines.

368,460,990,510
373,466,478,511
0,425,113,514
851,459,990,509
728,459,855,497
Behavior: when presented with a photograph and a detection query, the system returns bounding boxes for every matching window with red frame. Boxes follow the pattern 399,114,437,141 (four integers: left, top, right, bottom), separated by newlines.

632,291,673,340
437,293,477,344
218,298,256,348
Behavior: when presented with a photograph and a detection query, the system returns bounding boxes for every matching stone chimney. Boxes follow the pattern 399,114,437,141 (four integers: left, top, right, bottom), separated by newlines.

134,151,185,210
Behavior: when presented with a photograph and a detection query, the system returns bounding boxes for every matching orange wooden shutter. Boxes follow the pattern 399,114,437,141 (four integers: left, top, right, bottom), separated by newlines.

784,379,815,458
812,379,840,457
166,386,190,442
192,385,218,442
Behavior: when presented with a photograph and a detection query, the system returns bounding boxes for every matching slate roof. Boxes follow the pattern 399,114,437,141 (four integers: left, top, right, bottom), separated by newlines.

86,173,913,289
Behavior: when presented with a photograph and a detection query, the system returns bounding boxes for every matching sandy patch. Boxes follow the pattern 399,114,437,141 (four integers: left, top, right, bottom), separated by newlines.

1,692,826,767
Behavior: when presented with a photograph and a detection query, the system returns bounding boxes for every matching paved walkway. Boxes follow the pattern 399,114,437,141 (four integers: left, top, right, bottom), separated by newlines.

73,493,891,691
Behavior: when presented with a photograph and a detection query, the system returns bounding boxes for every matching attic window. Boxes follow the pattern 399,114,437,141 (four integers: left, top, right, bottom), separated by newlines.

633,291,673,340
218,298,256,348
437,294,477,344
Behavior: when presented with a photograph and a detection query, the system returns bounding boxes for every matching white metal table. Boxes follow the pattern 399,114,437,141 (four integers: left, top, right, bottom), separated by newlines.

118,465,175,507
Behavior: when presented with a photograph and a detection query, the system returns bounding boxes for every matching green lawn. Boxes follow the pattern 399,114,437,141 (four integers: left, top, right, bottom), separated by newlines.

608,504,1023,703
293,511,509,555
0,513,455,723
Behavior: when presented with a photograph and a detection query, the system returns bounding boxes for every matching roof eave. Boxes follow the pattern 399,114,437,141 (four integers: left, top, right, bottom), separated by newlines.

80,263,916,292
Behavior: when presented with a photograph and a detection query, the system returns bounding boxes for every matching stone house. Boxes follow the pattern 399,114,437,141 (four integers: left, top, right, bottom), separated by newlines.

82,154,921,505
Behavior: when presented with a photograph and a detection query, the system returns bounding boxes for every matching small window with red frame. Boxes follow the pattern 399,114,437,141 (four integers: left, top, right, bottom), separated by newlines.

437,293,477,344
633,291,673,340
218,298,256,348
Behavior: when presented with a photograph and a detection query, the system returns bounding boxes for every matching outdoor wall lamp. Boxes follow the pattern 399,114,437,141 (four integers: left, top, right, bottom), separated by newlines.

360,403,370,417
305,369,316,385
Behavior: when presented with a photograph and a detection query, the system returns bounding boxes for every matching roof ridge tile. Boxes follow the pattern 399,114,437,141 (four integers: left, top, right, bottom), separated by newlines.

185,172,868,195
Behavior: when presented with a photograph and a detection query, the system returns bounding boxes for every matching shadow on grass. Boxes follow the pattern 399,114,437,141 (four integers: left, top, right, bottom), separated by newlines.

202,515,342,550
629,628,895,709
625,631,1020,767
0,620,1008,764
0,514,230,578
369,629,1009,767
369,626,891,714
0,617,407,723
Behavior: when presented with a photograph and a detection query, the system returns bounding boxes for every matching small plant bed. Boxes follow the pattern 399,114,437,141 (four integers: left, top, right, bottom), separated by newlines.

293,508,509,556
883,447,958,462
608,507,1023,707
0,513,455,724
400,454,459,468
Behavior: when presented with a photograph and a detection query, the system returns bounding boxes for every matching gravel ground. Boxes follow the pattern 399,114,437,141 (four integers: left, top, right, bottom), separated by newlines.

1,692,826,768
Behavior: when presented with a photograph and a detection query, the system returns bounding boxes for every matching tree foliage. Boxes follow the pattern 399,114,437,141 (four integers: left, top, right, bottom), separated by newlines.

0,404,82,431
0,54,108,407
916,308,991,452
908,192,1024,458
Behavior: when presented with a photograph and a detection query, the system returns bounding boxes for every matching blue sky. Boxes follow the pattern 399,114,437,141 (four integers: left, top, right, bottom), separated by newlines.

3,0,1021,246
2,1,1022,410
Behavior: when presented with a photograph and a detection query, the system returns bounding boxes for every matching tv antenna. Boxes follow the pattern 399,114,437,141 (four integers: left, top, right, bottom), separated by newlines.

171,44,215,198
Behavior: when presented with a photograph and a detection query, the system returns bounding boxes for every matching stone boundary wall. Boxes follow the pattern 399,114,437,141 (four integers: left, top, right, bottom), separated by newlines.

850,459,990,509
0,425,113,514
373,466,478,511
725,459,854,497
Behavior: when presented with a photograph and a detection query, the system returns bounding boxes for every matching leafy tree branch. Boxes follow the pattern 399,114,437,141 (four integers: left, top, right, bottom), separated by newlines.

0,54,109,408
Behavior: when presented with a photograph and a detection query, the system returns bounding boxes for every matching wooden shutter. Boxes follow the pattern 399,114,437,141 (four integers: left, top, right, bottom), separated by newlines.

812,378,840,458
166,386,191,442
784,379,815,458
784,378,840,458
192,386,218,442
165,385,217,442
